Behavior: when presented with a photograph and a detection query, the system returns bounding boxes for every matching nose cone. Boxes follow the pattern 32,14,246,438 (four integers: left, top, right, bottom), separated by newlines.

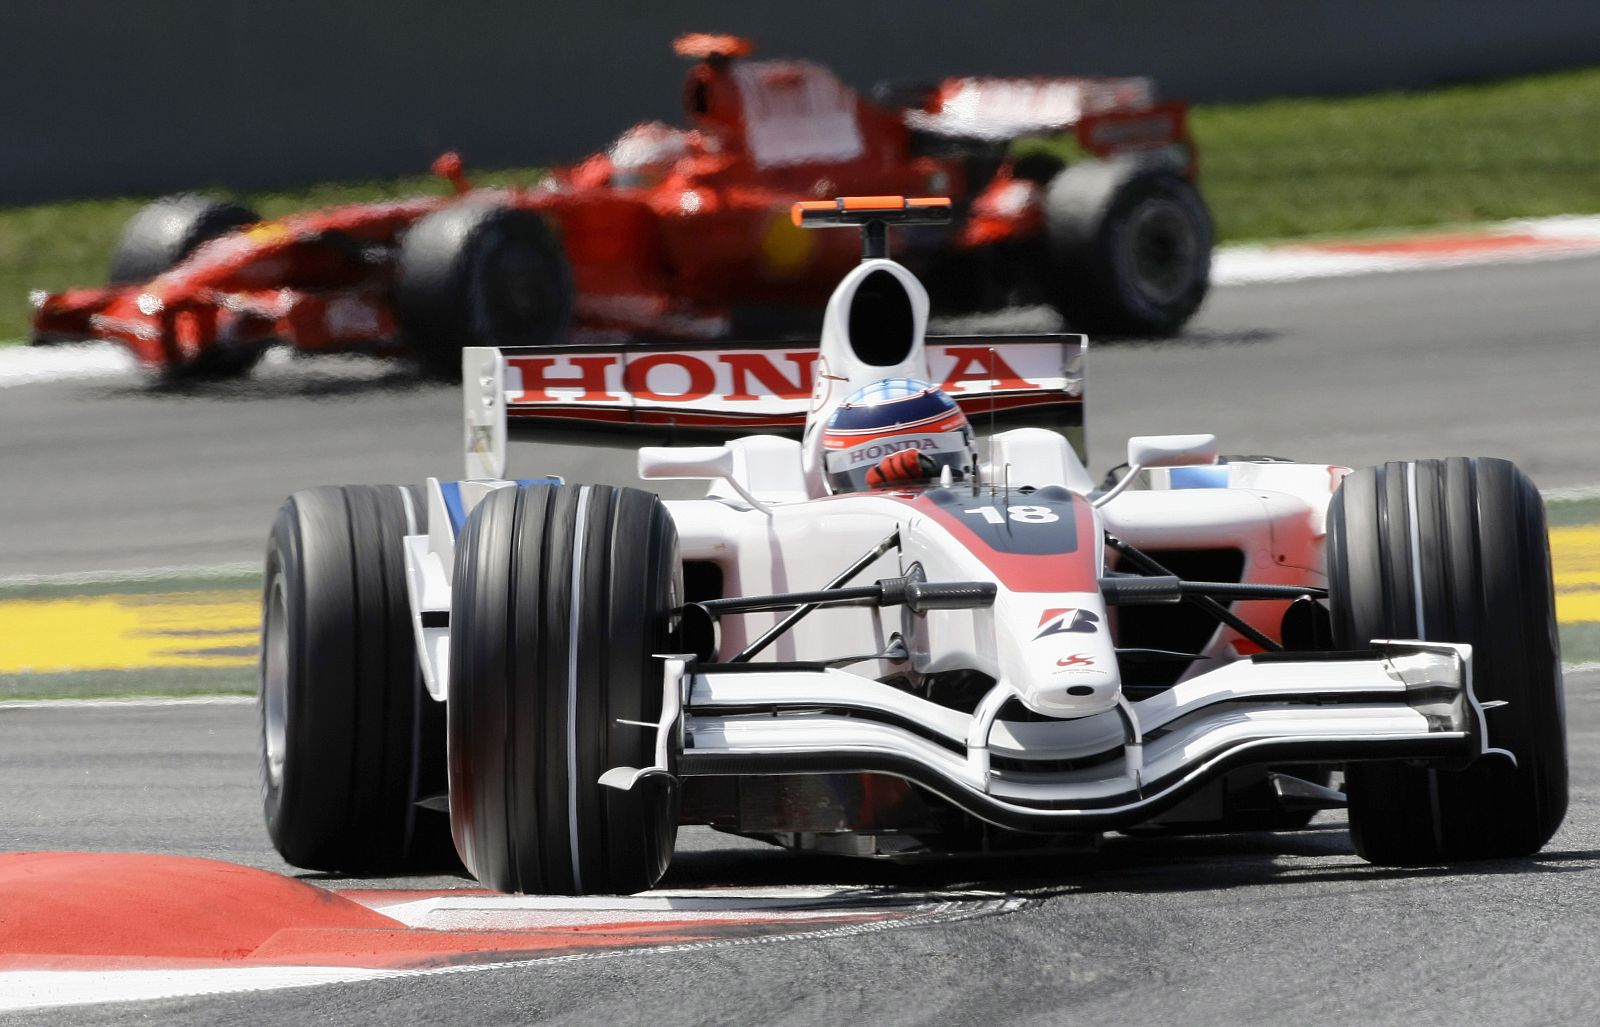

1028,668,1120,717
1005,597,1121,718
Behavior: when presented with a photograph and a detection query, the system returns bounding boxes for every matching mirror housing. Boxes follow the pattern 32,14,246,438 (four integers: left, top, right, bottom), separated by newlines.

638,446,735,481
1127,434,1218,469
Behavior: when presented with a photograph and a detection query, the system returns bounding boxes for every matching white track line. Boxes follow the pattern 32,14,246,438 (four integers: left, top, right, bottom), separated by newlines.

0,343,317,389
0,897,1017,1013
1212,214,1600,286
1507,214,1600,239
0,341,133,388
0,696,254,711
0,563,260,588
362,888,926,930
0,966,407,1013
1543,485,1600,503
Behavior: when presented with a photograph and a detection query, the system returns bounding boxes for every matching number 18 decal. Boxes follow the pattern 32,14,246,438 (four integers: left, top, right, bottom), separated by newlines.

964,505,1059,525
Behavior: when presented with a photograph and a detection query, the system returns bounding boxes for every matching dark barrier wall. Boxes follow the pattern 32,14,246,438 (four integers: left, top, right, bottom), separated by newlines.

6,1,1600,203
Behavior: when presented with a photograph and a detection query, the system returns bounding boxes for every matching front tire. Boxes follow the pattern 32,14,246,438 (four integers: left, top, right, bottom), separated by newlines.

260,484,453,872
1042,160,1211,337
448,483,680,894
110,194,266,380
1328,458,1567,864
109,194,260,285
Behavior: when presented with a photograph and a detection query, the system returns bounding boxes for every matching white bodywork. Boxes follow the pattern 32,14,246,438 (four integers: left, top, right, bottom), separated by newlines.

403,244,1491,839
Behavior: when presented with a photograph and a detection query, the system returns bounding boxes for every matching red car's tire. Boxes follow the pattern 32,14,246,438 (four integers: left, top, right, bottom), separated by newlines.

109,194,259,286
108,195,266,381
260,484,456,872
1043,159,1211,338
396,203,574,380
1328,458,1568,864
448,483,680,895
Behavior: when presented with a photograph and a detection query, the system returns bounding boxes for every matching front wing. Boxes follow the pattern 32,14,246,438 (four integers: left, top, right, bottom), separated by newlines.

604,641,1498,833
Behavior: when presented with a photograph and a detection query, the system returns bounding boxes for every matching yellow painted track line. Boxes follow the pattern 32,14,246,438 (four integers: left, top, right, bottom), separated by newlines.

0,525,1595,674
0,590,257,674
1553,525,1600,624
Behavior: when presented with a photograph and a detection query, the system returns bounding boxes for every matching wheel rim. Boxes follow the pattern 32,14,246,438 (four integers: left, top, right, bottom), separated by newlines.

262,574,289,793
475,230,561,342
1117,196,1200,308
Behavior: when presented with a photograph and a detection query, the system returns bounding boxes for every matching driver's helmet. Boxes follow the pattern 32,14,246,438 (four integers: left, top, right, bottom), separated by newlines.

608,121,691,187
822,378,973,493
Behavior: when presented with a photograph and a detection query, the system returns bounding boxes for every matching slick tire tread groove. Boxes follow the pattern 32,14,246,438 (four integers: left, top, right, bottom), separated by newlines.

1330,458,1567,864
260,484,453,873
449,484,678,895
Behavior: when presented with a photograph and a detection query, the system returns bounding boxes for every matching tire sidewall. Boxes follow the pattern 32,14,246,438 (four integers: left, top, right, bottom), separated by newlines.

1044,160,1212,336
465,212,574,347
258,485,448,871
259,502,309,854
397,204,574,378
1100,172,1212,328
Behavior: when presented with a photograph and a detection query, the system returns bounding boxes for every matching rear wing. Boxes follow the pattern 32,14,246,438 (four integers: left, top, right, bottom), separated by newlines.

904,76,1154,139
898,77,1192,173
463,335,1085,479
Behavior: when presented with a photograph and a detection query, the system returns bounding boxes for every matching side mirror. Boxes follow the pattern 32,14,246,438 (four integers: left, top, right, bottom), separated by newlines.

637,446,735,481
638,445,772,515
1127,434,1217,469
1095,433,1219,509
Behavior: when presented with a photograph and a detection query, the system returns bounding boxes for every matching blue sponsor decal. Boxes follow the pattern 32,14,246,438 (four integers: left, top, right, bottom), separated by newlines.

438,478,560,537
438,482,469,537
1168,466,1230,490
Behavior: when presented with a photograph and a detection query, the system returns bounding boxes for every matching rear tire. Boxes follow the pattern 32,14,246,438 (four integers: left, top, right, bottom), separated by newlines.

448,483,680,894
1042,160,1211,337
396,203,573,380
1328,458,1567,864
260,484,454,872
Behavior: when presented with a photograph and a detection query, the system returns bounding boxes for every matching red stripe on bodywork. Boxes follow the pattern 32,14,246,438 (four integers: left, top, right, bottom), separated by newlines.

891,490,1099,593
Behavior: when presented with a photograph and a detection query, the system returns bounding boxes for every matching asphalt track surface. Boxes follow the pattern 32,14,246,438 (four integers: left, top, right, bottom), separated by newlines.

3,253,1600,577
2,686,1598,1027
2,257,1600,1024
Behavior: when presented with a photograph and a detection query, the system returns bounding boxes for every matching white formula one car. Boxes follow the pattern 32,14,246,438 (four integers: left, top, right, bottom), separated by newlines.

258,198,1567,895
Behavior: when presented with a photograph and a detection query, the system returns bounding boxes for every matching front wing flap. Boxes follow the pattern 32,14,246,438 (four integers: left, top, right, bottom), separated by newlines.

604,641,1489,833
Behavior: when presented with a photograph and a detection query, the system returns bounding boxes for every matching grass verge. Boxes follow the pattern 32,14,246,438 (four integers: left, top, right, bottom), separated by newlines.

1546,495,1600,528
5,67,1600,344
0,667,254,702
0,569,260,600
1194,66,1600,242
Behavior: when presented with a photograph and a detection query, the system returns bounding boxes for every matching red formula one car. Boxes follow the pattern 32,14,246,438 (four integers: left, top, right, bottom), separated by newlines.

31,33,1212,379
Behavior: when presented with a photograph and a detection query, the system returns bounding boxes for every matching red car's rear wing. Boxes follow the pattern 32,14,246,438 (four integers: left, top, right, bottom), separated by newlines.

462,336,1085,480
903,76,1158,141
